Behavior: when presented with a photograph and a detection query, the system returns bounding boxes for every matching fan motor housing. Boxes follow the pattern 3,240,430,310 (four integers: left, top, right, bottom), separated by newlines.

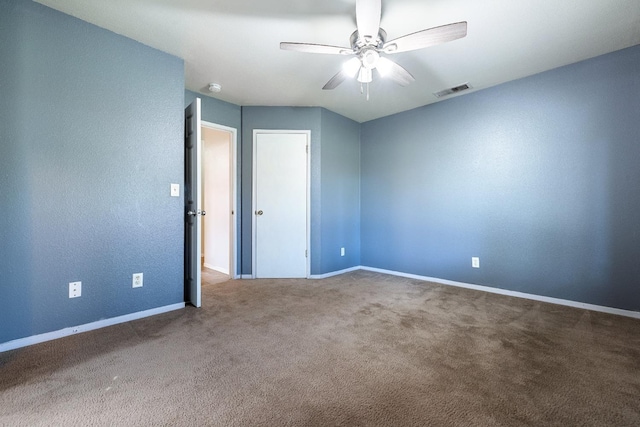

350,28,387,51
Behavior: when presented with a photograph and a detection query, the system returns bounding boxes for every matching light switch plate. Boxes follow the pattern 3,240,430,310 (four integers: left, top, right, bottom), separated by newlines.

170,183,180,197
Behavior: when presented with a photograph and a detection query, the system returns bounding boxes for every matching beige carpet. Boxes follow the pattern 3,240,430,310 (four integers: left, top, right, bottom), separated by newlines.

1,270,639,426
201,267,231,286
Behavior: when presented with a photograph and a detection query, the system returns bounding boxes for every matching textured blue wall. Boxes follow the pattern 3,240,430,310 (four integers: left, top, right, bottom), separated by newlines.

320,109,361,273
189,94,366,278
185,90,241,130
239,107,362,276
0,0,185,343
361,45,640,311
184,91,242,275
240,107,322,275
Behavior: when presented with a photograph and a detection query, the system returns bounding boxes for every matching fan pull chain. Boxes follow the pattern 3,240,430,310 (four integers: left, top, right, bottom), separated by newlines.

359,82,371,101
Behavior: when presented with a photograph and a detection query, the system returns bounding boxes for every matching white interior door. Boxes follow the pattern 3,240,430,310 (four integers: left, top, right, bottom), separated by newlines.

184,98,202,307
253,132,309,278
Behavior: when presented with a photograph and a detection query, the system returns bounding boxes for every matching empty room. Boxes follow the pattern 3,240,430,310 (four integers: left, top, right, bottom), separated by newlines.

1,0,639,425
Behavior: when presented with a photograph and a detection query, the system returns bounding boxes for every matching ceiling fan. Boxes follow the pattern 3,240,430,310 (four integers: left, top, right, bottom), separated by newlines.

280,0,467,95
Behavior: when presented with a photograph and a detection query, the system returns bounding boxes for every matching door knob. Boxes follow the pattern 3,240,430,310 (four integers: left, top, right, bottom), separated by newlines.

255,210,264,216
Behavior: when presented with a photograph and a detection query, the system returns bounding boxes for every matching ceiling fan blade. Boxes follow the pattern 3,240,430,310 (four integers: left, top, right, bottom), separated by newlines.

377,58,415,86
280,42,353,55
323,70,350,90
356,0,381,43
383,21,467,54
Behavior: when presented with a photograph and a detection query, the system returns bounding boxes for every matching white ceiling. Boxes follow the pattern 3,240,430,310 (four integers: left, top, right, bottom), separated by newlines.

35,0,640,122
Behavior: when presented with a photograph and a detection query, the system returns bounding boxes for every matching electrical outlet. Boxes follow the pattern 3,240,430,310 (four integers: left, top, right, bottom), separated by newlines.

132,273,143,288
340,247,345,257
69,281,81,298
472,257,480,268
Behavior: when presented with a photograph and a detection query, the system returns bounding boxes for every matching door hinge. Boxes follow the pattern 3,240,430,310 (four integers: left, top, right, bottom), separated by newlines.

306,145,309,154
305,250,308,257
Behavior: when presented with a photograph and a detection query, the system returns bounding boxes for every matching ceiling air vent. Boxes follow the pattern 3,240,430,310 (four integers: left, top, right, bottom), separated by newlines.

434,83,472,98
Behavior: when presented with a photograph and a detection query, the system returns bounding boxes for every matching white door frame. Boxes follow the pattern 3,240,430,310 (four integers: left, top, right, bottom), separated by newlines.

252,130,311,279
201,120,239,279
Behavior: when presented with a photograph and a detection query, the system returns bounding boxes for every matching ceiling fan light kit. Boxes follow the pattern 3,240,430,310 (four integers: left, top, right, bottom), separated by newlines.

342,57,361,77
280,0,467,98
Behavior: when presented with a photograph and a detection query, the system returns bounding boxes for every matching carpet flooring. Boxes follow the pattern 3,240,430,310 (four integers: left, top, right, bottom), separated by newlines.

1,270,639,426
201,267,231,286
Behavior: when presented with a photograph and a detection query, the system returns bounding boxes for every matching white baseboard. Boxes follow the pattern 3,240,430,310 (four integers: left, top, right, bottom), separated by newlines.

309,266,361,279
240,267,362,280
0,303,185,353
360,266,640,320
203,263,229,275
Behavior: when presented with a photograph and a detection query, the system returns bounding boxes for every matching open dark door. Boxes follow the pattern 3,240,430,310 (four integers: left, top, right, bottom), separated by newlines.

184,98,202,307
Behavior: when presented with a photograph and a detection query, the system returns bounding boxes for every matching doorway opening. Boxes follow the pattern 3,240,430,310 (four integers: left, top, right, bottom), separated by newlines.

201,121,238,286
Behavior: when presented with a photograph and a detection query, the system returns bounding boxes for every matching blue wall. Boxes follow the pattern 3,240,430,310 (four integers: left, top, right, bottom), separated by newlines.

185,90,241,130
361,45,640,311
320,109,361,273
240,107,361,276
0,0,185,343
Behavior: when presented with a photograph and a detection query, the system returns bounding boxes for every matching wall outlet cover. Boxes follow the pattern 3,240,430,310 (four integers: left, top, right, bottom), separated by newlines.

69,281,81,298
132,273,143,288
472,257,480,268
